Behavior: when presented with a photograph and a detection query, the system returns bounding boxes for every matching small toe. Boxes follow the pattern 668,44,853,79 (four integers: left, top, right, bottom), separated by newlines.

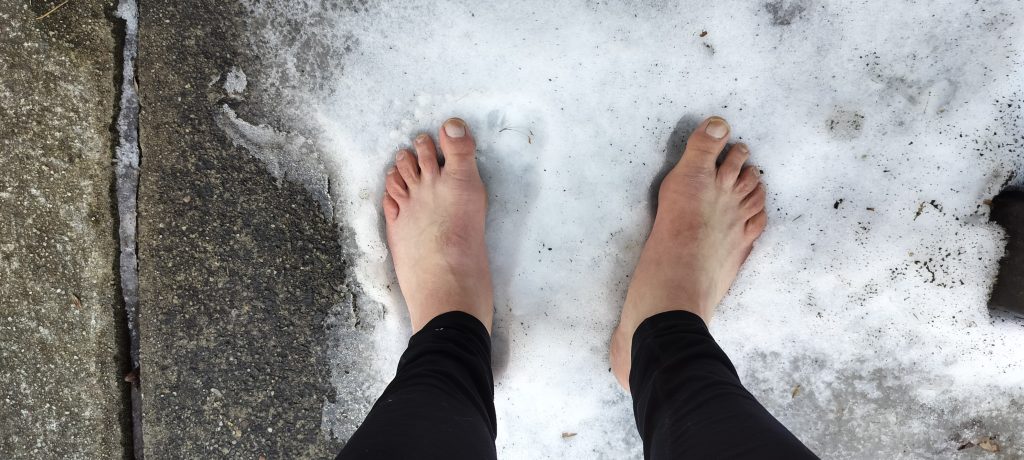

385,166,408,200
735,165,760,196
438,118,478,174
717,143,749,186
395,149,420,185
746,209,768,238
741,183,766,216
383,191,399,221
414,134,440,178
679,116,731,169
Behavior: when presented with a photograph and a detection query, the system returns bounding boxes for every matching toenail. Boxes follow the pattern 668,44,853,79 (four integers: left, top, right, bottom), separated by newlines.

387,167,396,175
444,118,467,138
397,150,407,161
415,134,428,144
737,143,749,153
705,117,730,139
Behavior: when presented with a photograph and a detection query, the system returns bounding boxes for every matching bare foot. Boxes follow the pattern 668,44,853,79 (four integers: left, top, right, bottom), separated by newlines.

383,118,494,333
610,116,768,390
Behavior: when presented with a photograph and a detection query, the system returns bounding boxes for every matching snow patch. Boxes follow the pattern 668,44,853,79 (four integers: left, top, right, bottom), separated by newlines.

215,105,332,217
223,67,247,97
114,0,139,364
239,0,1024,457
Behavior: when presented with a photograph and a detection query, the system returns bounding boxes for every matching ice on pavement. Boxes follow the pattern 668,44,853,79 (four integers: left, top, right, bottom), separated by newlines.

235,0,1024,457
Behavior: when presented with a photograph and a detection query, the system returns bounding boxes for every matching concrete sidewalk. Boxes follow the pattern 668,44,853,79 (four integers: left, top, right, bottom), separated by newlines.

2,0,371,458
135,1,359,457
0,1,131,458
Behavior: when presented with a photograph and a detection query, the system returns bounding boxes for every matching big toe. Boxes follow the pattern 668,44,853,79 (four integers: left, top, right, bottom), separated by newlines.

438,118,479,174
678,116,731,170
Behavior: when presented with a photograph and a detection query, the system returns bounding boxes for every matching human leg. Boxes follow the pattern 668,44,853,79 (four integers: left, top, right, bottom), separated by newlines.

611,116,815,459
630,310,816,459
337,311,496,460
337,119,496,460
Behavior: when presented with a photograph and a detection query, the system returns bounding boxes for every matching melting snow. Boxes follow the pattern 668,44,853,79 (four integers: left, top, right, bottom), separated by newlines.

232,0,1024,457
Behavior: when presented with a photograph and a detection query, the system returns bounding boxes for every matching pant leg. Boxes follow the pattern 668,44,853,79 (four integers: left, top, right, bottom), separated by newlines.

337,311,497,460
630,311,817,460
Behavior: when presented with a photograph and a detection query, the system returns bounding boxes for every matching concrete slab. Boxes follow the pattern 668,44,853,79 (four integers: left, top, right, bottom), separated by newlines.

136,1,363,457
0,1,131,458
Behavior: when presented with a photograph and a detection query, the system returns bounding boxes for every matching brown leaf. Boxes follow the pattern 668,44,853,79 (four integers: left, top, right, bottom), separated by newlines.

791,384,801,398
699,31,708,37
561,432,577,438
978,436,999,453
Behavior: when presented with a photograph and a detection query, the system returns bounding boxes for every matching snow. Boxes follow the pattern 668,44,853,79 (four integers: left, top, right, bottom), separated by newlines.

223,67,248,97
237,0,1024,457
114,0,140,367
216,94,333,216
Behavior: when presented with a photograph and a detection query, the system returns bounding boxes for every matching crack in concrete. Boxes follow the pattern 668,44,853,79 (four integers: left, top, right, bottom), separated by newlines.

113,0,143,458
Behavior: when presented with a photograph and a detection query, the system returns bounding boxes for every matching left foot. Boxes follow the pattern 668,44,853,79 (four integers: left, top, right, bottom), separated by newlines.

383,118,495,333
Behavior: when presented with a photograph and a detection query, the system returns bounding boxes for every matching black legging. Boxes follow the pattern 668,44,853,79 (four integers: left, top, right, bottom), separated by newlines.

337,310,817,459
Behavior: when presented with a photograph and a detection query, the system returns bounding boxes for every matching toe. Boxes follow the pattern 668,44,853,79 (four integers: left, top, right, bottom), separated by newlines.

395,149,420,185
746,209,768,238
438,117,479,175
734,165,760,196
414,134,440,178
385,166,409,200
741,183,766,216
383,191,400,221
679,116,731,169
717,143,749,187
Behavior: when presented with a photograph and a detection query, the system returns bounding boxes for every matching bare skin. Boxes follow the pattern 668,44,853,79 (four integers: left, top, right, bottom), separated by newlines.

609,116,768,390
383,118,494,333
382,116,765,388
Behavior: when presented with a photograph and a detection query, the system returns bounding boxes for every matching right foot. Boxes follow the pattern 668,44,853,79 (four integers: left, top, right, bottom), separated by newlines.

383,118,494,333
610,116,768,390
